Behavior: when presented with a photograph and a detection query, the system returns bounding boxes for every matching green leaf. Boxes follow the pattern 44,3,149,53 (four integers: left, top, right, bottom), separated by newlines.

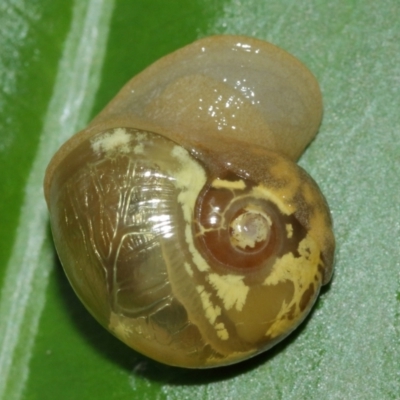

0,0,399,399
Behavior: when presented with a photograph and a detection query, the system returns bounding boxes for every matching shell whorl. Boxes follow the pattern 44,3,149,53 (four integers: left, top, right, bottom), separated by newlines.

46,126,333,367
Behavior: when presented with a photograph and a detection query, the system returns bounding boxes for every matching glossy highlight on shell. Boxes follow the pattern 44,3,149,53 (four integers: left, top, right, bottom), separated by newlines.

44,35,335,368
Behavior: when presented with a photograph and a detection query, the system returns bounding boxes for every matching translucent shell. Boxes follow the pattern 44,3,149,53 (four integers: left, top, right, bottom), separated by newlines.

44,36,334,368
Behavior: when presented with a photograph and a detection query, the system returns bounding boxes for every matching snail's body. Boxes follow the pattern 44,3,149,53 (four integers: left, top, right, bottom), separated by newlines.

44,36,334,368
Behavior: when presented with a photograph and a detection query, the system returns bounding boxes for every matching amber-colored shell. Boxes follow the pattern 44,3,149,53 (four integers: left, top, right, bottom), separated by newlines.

44,35,334,368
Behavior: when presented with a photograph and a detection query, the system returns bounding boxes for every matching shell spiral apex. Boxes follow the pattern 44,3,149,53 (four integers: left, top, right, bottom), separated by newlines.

44,35,334,368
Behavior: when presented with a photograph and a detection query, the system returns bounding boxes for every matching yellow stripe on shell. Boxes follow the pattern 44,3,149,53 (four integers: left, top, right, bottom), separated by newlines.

263,233,322,339
211,178,247,190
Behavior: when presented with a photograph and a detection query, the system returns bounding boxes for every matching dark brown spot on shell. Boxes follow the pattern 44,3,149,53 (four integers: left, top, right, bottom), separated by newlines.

299,283,316,312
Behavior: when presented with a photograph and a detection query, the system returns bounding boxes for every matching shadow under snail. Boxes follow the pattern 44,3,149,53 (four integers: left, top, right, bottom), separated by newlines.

44,35,335,368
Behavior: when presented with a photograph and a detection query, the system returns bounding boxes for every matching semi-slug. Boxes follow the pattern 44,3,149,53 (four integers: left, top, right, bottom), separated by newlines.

44,35,334,368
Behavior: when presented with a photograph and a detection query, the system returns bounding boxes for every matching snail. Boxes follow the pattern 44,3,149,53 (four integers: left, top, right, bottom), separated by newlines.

44,35,335,368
